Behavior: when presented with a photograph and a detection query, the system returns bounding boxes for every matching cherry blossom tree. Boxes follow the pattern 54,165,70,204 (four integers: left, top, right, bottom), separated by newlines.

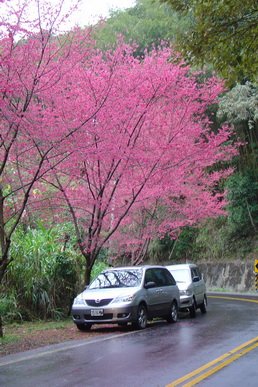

0,1,238,318
34,46,238,284
0,2,85,279
0,0,104,289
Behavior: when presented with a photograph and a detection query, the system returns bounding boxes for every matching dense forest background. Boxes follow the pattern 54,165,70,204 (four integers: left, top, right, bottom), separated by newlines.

1,0,257,324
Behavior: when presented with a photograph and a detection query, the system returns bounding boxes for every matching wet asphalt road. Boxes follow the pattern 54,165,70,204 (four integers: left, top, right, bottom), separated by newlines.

1,294,258,387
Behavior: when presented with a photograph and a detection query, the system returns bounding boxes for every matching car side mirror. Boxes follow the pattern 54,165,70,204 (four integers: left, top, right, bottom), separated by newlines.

145,281,156,289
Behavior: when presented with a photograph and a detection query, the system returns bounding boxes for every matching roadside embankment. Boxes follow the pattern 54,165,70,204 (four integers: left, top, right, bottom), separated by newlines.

198,260,257,293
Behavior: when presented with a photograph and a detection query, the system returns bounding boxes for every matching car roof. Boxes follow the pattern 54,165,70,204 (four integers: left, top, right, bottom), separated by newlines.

103,265,168,272
166,263,198,270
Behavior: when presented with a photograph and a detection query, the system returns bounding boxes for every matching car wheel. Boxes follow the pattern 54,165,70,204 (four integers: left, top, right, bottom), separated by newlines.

132,304,147,330
189,299,196,318
166,301,178,323
200,295,207,314
76,323,92,331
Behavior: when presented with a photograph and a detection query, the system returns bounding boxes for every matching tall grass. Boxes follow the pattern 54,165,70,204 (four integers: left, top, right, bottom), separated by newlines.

2,222,84,321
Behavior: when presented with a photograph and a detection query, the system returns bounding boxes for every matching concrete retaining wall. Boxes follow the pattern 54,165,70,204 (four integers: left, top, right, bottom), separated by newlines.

198,260,257,293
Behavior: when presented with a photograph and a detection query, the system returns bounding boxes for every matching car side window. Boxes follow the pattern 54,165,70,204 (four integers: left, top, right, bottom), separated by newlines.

145,268,177,287
196,267,202,279
153,268,175,287
154,269,166,287
191,268,195,280
144,269,157,287
191,268,200,281
163,269,176,286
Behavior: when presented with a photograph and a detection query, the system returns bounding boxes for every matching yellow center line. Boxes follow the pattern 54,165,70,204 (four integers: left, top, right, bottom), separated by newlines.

166,336,258,387
167,295,258,387
208,295,258,304
182,342,258,387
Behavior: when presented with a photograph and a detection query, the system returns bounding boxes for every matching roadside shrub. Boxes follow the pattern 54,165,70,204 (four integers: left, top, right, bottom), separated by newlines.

168,227,199,262
193,217,230,260
0,293,22,323
148,235,174,263
5,223,83,320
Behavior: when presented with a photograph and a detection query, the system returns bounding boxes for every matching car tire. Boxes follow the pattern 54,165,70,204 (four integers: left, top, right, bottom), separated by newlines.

200,295,207,314
76,323,92,331
189,299,196,318
132,304,148,330
166,301,178,323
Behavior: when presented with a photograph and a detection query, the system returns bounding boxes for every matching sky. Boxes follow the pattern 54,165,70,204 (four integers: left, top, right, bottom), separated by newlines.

0,0,137,31
69,0,136,27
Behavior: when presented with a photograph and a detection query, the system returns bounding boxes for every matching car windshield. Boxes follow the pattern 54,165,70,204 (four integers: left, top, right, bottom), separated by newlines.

170,269,191,283
89,268,143,289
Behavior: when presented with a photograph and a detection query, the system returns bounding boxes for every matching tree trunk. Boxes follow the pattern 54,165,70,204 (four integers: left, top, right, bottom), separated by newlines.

84,256,92,285
246,199,257,233
0,186,6,337
0,185,6,277
0,185,9,284
168,239,178,261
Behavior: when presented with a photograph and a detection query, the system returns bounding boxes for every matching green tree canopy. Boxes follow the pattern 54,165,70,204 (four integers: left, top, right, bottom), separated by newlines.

162,0,258,84
93,0,187,55
217,82,258,171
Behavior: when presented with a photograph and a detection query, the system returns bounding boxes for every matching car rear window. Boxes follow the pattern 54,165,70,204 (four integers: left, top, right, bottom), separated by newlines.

170,269,191,283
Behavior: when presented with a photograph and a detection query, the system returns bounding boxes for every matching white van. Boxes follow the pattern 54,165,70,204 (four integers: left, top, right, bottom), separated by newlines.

166,263,207,317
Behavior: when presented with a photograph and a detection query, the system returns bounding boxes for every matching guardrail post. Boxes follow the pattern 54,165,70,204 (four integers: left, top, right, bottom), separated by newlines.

254,260,258,290
254,260,258,291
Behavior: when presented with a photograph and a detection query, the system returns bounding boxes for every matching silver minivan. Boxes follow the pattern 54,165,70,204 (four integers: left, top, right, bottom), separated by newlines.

72,265,180,330
166,263,207,317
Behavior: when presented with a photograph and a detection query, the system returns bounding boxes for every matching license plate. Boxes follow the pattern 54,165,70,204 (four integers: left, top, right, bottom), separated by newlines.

91,309,104,316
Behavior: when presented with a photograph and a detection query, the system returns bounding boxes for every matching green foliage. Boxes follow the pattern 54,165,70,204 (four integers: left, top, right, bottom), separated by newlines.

147,228,198,262
2,221,116,321
218,83,258,128
169,227,199,261
195,217,255,260
218,82,258,172
0,332,19,346
173,207,256,262
93,0,186,55
0,293,22,323
4,223,83,320
226,171,258,238
159,200,257,263
148,235,174,263
90,260,108,282
194,217,231,260
162,0,258,84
